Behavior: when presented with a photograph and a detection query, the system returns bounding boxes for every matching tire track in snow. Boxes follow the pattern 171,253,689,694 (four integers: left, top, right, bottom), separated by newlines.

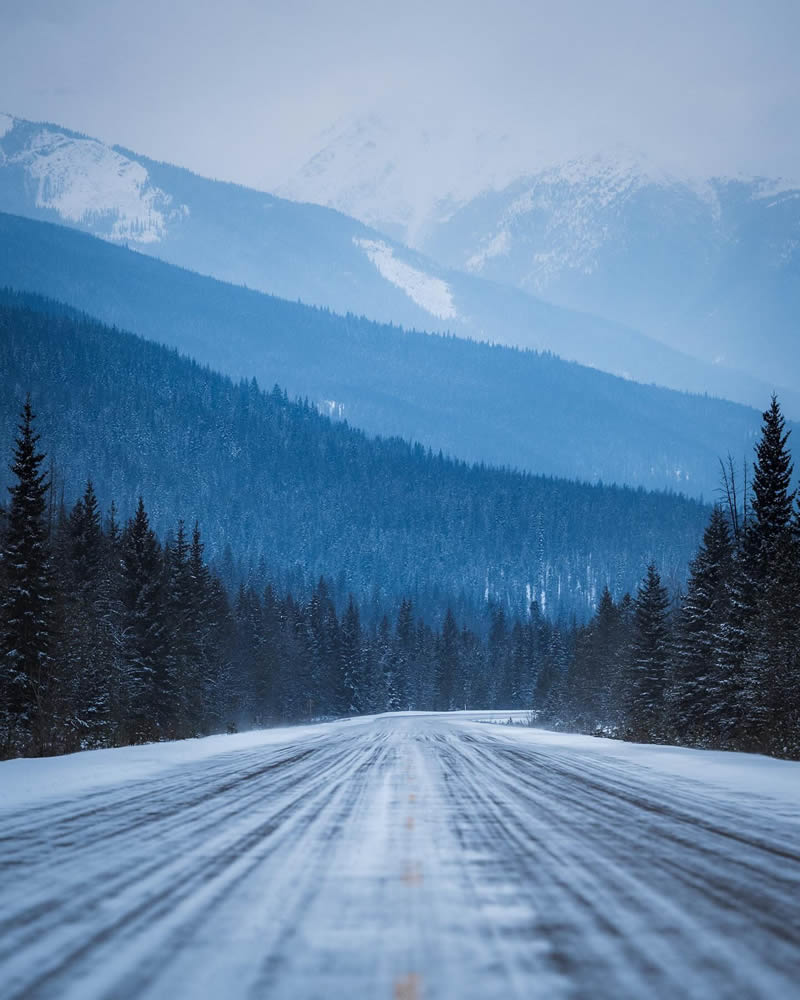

1,715,799,1000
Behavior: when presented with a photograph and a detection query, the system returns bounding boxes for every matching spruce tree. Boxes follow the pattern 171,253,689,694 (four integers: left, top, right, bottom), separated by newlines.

574,587,623,730
435,608,459,710
394,598,414,710
737,396,797,751
120,497,167,742
0,397,54,754
535,627,568,722
165,521,199,736
710,397,798,752
340,596,364,714
625,564,671,742
673,506,733,743
488,605,511,707
63,481,111,748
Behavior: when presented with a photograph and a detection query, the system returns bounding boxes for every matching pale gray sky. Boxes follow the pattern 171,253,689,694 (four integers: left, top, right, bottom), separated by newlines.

2,0,799,188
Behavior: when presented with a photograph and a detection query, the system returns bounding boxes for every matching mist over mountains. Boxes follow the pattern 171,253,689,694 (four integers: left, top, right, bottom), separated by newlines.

282,110,800,404
1,113,796,418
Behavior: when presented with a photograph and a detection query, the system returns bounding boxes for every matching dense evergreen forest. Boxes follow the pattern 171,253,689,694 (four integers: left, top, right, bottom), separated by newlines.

551,398,800,757
555,397,800,758
1,212,788,499
0,293,710,626
1,396,797,760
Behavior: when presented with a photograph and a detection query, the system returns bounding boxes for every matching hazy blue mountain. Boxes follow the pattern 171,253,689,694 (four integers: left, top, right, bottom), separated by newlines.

0,113,791,415
413,156,800,397
0,291,710,625
282,112,799,400
1,210,793,501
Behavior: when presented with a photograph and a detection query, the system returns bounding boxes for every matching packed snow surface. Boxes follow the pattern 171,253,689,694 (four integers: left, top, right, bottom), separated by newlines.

2,713,799,999
354,237,457,320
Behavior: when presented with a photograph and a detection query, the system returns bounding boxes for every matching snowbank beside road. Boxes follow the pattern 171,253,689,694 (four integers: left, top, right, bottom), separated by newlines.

466,722,800,815
0,717,369,812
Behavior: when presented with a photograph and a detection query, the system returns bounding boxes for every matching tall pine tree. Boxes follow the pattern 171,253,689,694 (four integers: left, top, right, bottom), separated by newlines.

0,397,54,754
120,497,167,742
672,506,733,744
624,564,671,742
736,397,797,751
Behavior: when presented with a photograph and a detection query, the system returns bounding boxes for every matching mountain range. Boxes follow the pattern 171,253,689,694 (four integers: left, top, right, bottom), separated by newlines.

0,291,709,625
282,110,800,404
2,209,790,501
1,112,795,417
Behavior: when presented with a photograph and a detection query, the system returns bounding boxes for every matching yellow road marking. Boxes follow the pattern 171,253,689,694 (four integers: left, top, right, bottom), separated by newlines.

394,972,421,999
401,862,423,886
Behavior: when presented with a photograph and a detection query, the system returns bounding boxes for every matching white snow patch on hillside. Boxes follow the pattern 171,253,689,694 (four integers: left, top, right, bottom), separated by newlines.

0,113,14,140
6,128,181,243
354,237,457,320
749,176,800,201
466,229,511,271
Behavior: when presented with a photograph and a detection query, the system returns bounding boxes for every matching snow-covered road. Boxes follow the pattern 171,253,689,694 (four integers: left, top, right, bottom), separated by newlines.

2,714,800,999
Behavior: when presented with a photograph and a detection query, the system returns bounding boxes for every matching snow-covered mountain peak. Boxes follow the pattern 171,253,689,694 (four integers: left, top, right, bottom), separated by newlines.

278,105,735,251
278,106,529,246
0,117,186,244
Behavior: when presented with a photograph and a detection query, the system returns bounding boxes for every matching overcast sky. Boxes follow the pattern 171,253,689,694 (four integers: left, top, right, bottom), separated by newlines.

2,0,799,189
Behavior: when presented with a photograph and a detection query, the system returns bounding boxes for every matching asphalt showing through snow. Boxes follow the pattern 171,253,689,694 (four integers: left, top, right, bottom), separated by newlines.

2,714,799,999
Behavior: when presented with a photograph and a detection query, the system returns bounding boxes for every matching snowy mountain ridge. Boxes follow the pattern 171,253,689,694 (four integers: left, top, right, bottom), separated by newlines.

0,114,186,244
280,109,800,395
0,113,466,331
1,112,797,418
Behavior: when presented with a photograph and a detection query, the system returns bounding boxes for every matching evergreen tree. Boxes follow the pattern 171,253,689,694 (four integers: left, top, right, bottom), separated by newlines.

624,564,671,742
435,608,459,710
340,596,364,714
488,605,511,707
0,397,54,754
188,522,219,729
62,481,111,748
233,583,265,727
672,506,733,743
394,598,414,710
376,615,395,712
120,497,167,742
736,397,797,751
165,521,201,737
565,587,621,730
535,626,568,722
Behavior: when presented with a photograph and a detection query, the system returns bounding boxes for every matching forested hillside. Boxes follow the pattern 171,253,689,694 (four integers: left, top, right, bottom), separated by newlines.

0,404,570,756
1,394,795,761
0,211,788,499
0,293,709,625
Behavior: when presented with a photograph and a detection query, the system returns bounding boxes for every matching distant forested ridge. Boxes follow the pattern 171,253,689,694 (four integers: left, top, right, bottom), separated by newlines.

0,293,709,626
1,397,797,761
0,398,578,758
0,211,788,499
